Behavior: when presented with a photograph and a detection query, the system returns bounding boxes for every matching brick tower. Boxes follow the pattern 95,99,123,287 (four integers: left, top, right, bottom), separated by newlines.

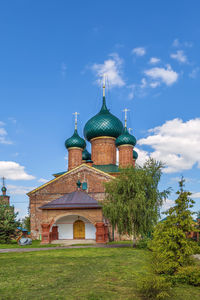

84,79,123,166
115,110,137,168
65,112,86,171
0,177,10,205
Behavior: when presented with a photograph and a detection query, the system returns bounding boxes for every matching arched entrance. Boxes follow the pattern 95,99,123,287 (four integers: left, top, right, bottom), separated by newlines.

54,215,96,240
73,220,85,239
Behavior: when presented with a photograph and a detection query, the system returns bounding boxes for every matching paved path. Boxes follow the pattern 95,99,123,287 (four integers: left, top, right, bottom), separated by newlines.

0,244,131,253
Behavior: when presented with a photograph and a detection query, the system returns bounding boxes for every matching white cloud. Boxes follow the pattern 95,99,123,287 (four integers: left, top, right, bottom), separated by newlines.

144,65,178,86
138,118,200,173
134,147,149,167
170,50,187,63
162,199,175,210
0,161,35,180
132,47,146,56
38,178,48,183
172,39,180,47
172,38,193,48
140,78,147,89
149,57,160,64
189,67,199,79
0,122,12,145
149,81,160,88
7,184,35,195
192,192,200,199
91,53,125,88
127,84,135,100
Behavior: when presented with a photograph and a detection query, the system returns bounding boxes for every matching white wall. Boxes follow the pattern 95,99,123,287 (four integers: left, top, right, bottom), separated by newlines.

55,215,96,240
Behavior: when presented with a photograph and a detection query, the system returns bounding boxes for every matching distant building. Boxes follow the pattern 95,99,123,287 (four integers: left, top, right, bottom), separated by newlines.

0,178,10,205
28,83,138,244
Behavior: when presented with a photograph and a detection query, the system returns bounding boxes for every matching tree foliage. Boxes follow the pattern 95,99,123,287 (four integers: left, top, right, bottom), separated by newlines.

0,204,20,243
103,158,170,246
21,216,30,232
150,178,195,274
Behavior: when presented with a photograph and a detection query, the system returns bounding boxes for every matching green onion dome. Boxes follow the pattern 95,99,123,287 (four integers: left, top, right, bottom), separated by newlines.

65,129,86,149
133,150,138,160
84,97,123,141
82,148,91,161
1,186,7,193
115,127,136,147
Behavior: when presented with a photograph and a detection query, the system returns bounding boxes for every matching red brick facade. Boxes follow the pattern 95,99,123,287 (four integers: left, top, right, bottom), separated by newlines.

91,137,116,165
118,145,134,168
29,113,137,243
28,165,112,240
68,147,83,170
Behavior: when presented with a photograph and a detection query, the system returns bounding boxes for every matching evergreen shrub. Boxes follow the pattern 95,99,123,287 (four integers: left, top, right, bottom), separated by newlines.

174,266,200,286
139,275,172,299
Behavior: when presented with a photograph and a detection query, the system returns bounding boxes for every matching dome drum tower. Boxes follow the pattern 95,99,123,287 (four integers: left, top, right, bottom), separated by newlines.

115,109,137,168
65,81,138,171
65,113,86,171
91,136,116,165
84,82,123,166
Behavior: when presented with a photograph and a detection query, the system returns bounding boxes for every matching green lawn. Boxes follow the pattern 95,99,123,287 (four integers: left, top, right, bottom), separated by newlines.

0,240,61,249
0,248,199,300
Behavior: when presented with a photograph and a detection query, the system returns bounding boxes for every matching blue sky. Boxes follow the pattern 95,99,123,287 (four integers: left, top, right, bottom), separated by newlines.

0,0,200,219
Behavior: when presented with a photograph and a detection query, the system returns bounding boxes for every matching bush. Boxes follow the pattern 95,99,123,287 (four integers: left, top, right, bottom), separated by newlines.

136,237,151,249
190,240,200,254
139,275,172,299
174,266,200,286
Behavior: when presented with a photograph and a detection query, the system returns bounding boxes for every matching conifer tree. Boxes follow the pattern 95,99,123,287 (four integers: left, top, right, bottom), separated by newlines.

0,204,19,243
103,158,169,246
150,177,195,274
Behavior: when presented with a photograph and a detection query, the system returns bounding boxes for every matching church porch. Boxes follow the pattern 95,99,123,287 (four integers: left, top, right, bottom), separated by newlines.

39,191,109,244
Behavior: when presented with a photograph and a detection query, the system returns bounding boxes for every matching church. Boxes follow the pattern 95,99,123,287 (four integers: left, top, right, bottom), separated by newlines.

28,83,138,244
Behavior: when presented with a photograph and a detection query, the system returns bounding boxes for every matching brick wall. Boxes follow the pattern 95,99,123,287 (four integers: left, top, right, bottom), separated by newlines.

68,148,83,170
91,137,116,165
118,145,134,168
29,165,112,239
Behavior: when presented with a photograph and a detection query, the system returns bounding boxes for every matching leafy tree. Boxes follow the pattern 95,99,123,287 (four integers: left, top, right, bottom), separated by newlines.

0,204,20,243
21,216,30,232
103,158,170,246
150,178,195,274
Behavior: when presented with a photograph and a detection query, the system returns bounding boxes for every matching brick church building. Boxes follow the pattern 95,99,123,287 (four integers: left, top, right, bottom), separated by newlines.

28,84,138,244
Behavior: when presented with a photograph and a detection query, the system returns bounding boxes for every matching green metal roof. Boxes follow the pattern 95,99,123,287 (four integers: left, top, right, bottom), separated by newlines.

84,96,123,141
82,148,91,161
133,150,138,160
92,164,119,173
65,129,86,149
115,127,136,147
53,171,66,177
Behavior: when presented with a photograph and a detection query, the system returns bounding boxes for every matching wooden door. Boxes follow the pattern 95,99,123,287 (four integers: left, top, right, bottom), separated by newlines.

73,220,85,239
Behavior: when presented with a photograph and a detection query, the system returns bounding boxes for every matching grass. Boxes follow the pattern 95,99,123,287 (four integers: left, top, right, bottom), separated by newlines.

0,240,61,249
0,248,200,300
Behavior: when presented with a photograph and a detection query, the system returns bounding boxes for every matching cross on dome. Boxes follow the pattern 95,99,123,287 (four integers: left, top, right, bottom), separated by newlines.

103,73,106,97
73,112,80,130
123,108,130,128
2,176,5,187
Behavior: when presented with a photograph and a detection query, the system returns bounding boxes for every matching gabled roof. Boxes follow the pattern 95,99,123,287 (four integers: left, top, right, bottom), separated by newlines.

27,163,115,196
39,191,101,210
